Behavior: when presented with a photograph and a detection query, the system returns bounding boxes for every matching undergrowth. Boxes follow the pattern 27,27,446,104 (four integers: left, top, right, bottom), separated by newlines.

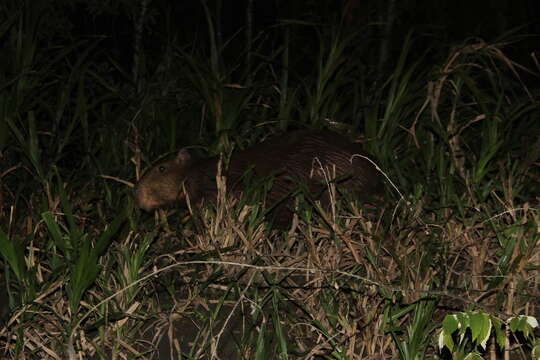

0,1,539,359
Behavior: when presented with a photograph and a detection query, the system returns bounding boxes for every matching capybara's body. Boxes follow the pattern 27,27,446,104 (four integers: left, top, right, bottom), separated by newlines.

136,130,382,225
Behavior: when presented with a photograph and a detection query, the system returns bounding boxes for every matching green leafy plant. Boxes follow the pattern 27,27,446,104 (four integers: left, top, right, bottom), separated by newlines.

438,311,539,360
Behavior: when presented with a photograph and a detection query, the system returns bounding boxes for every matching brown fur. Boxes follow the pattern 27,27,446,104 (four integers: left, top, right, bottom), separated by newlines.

135,130,382,225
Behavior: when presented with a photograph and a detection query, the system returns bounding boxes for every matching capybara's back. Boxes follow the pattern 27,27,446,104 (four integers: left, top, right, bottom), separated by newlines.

135,130,382,225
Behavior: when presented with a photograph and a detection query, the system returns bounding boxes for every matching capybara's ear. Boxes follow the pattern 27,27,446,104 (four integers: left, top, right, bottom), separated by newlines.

175,148,191,166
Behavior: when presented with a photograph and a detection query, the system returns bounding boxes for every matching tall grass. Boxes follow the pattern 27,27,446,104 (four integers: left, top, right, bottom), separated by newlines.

0,1,538,359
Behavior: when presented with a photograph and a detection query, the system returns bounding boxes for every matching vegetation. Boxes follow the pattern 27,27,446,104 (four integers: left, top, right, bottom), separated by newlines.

0,0,539,359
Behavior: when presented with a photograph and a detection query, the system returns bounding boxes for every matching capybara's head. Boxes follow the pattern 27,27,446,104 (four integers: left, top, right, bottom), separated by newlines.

135,149,192,211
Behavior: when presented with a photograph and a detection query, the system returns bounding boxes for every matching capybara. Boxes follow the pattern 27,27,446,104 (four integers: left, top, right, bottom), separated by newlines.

135,130,382,225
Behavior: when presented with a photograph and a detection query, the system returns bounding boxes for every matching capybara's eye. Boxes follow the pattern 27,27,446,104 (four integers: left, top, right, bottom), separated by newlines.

158,166,166,173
